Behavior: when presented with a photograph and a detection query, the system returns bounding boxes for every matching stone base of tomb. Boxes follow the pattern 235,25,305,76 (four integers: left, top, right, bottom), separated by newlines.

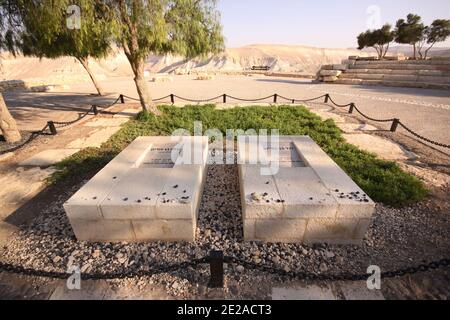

64,136,208,242
238,136,375,244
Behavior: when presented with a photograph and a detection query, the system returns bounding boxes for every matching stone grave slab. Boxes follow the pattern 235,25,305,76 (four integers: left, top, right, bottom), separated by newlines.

238,136,375,244
64,136,208,242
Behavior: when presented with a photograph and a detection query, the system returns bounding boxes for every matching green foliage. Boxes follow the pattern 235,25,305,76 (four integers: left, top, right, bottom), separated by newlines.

357,24,394,58
426,19,450,44
51,105,427,207
1,0,115,60
395,14,425,45
419,19,450,59
111,0,224,60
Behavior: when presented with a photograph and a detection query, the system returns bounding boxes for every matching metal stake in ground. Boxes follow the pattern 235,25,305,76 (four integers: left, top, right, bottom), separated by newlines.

208,251,224,288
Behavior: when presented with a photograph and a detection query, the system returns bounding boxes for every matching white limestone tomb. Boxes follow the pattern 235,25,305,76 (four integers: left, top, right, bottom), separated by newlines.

64,136,208,242
238,136,375,244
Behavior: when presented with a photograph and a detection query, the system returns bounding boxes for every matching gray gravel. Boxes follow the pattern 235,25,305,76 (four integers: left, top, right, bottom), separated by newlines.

1,162,449,298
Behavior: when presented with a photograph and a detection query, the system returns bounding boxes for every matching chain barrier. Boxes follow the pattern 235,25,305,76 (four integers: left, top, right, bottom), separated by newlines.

398,121,450,149
0,95,124,156
223,256,450,282
351,104,396,123
2,92,447,157
0,254,448,283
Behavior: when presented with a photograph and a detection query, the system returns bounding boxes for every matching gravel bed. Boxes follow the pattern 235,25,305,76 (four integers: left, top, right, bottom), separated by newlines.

1,162,449,298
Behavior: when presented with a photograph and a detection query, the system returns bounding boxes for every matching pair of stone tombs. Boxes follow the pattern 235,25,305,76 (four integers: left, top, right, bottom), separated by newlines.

64,136,374,245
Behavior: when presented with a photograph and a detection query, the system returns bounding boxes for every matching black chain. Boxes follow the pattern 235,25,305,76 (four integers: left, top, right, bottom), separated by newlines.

398,121,450,149
1,256,448,281
224,256,450,281
352,105,396,123
226,94,275,102
0,124,50,156
0,258,209,280
52,106,94,128
327,95,353,108
173,94,224,103
2,92,447,157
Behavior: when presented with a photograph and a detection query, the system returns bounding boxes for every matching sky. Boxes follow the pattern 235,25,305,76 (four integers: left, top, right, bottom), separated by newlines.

218,0,450,48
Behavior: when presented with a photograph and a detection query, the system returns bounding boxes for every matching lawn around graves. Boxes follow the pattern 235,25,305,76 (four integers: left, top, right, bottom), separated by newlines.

50,104,427,207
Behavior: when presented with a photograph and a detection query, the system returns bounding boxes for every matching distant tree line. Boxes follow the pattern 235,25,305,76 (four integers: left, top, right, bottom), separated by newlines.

357,14,450,60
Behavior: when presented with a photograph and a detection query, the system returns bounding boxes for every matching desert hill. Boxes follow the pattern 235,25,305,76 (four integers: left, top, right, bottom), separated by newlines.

6,44,450,85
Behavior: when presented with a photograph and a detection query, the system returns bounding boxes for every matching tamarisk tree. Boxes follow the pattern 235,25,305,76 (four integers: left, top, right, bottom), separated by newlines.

109,0,224,114
395,14,426,60
1,0,115,96
0,3,21,142
357,24,395,59
418,19,450,59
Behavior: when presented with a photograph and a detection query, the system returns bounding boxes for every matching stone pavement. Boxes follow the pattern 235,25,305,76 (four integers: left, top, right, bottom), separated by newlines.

305,105,417,161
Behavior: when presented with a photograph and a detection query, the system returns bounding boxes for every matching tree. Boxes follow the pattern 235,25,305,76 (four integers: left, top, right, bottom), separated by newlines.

109,0,224,114
1,0,115,96
395,14,426,59
419,19,450,59
0,3,21,142
357,24,395,59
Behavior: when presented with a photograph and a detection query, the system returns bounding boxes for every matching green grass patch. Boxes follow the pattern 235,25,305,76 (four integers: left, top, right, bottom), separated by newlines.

51,104,427,207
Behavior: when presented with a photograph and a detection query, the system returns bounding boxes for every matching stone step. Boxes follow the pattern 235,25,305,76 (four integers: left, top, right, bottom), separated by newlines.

354,59,450,66
345,68,450,77
335,78,450,90
350,63,450,71
340,73,450,84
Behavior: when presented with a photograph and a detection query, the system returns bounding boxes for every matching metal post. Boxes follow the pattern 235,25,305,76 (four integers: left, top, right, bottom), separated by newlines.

92,105,99,115
390,119,400,132
119,94,125,104
273,94,278,103
170,94,175,104
349,103,354,114
47,121,57,135
223,94,227,103
209,251,224,288
324,94,329,103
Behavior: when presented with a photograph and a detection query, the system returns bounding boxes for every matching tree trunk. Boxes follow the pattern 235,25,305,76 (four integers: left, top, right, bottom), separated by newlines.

424,42,436,60
413,43,417,60
130,57,160,115
0,93,21,143
77,57,105,96
383,43,390,58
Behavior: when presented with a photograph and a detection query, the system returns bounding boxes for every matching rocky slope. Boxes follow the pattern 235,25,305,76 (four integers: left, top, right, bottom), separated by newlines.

0,45,371,84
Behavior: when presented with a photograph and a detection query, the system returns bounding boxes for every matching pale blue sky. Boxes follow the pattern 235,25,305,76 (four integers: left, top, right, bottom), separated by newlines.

218,0,450,48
